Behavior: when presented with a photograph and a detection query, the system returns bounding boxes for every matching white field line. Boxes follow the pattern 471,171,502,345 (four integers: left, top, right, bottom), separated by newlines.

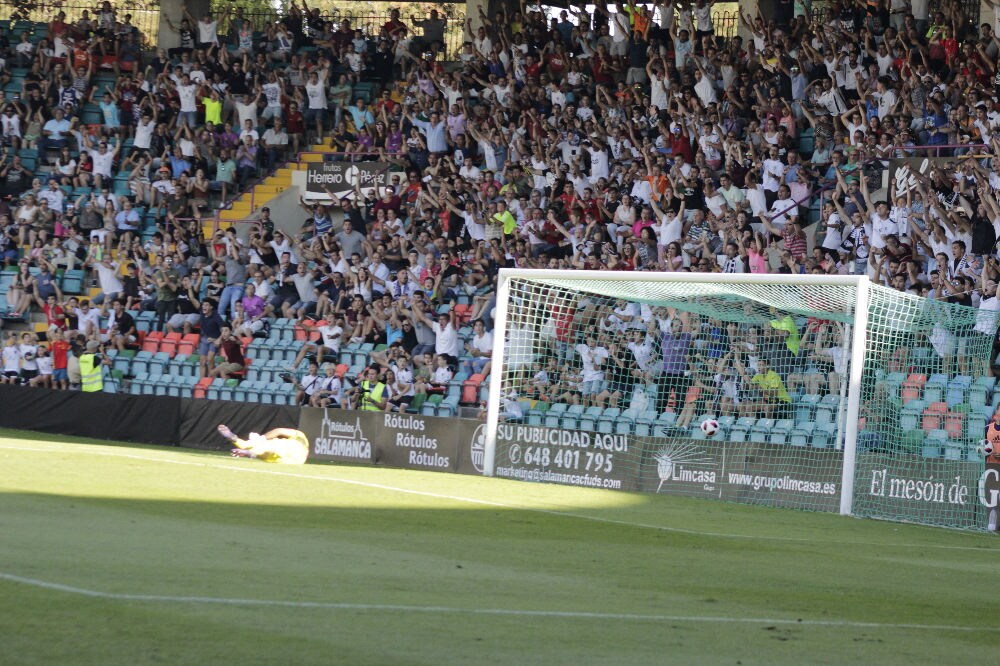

0,442,997,553
0,571,983,632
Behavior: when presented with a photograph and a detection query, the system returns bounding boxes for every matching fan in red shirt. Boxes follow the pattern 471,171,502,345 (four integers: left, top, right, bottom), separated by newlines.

284,101,306,153
557,182,577,210
43,295,67,330
524,54,542,81
50,330,71,390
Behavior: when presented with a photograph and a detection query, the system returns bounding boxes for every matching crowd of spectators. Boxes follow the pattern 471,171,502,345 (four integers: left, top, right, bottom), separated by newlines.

3,0,1000,416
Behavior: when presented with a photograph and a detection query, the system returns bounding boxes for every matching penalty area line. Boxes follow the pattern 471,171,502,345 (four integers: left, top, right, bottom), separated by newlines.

0,442,997,552
0,571,982,632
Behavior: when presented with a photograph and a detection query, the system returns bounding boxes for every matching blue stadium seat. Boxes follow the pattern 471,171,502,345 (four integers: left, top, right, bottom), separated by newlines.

795,394,821,424
652,411,677,437
900,399,926,431
922,429,948,458
946,375,973,407
206,378,226,400
814,395,840,427
634,410,659,437
728,416,756,443
770,419,794,444
149,351,171,376
131,351,153,376
789,426,810,447
560,403,586,430
969,377,995,410
749,418,774,443
924,374,949,403
596,407,620,433
437,395,461,418
811,422,837,449
578,406,603,431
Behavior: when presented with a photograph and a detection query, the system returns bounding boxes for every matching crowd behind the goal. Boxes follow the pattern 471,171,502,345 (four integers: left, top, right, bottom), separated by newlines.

1,1,999,421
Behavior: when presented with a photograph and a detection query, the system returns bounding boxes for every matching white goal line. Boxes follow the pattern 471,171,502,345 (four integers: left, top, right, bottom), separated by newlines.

0,571,982,633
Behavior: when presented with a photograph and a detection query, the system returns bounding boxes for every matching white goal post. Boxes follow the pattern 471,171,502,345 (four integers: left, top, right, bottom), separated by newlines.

483,270,872,516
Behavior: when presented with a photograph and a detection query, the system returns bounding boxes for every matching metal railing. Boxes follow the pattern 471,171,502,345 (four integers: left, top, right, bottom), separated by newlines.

0,0,162,47
210,3,468,60
711,12,739,40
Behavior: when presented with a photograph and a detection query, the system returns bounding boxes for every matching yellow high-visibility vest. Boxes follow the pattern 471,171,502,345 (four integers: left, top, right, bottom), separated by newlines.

360,380,385,411
79,353,103,393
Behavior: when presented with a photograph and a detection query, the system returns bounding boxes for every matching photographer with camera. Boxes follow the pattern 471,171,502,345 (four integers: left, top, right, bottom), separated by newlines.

348,366,388,411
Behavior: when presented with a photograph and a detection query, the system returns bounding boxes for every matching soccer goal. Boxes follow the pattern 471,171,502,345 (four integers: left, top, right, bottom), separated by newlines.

483,269,1000,531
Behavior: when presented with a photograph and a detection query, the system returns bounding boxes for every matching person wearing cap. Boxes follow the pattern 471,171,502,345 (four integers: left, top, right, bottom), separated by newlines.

310,363,343,409
79,339,110,393
256,206,274,235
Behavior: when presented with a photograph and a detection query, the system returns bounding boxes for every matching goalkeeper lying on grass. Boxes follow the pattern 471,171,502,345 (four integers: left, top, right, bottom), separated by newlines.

217,425,310,464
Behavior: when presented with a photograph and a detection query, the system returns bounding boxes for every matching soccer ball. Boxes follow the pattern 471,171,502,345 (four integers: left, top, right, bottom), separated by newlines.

700,418,720,437
985,441,995,456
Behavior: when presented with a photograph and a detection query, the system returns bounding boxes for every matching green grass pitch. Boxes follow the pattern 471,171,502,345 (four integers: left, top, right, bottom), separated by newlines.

1,428,998,665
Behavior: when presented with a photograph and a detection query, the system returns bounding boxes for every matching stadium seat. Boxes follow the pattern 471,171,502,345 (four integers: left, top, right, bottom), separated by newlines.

205,378,226,400
901,374,927,405
128,372,148,395
461,374,485,404
814,395,840,427
968,406,992,440
405,393,426,413
578,406,603,431
652,411,677,437
749,418,774,443
438,395,461,418
112,352,133,377
969,377,995,410
788,425,810,447
219,379,239,401
421,393,443,416
61,269,85,294
560,403,586,430
923,374,948,403
596,407,620,433
770,419,794,445
728,416,756,443
944,410,965,440
922,430,948,458
149,352,171,376
943,441,965,461
946,376,973,408
614,411,634,435
192,377,213,399
876,372,907,401
811,422,836,449
900,399,926,431
794,393,821,424
131,350,154,376
160,332,182,357
527,401,549,426
153,376,171,396
634,410,659,437
921,402,948,432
